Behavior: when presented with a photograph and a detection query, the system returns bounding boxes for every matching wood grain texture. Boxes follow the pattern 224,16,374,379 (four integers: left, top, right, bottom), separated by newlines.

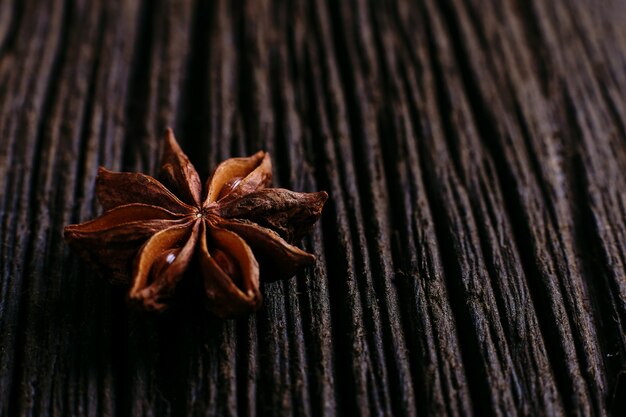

0,0,625,416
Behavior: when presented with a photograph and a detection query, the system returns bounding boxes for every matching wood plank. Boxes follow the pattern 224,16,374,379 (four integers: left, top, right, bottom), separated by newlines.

0,0,624,415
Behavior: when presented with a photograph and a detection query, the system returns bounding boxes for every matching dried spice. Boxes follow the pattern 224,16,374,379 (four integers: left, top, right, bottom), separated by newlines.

64,129,327,317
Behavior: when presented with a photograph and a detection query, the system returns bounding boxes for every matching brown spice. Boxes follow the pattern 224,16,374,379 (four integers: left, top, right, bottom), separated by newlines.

64,129,327,318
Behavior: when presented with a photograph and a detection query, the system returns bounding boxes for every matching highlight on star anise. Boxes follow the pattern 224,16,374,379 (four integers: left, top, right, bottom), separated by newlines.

64,129,327,318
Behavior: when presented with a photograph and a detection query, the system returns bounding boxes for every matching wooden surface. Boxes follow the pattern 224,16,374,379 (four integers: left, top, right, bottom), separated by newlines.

1,0,626,416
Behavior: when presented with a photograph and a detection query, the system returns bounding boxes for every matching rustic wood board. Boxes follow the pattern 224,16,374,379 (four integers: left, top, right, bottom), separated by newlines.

1,0,625,416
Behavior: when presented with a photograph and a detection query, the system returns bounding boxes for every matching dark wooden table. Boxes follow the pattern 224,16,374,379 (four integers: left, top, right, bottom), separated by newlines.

1,0,625,416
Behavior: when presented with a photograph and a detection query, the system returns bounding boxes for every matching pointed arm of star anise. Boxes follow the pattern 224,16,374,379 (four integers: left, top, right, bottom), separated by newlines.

64,129,327,317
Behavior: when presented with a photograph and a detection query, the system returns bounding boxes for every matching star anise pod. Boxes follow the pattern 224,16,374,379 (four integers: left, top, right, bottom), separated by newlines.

64,129,327,317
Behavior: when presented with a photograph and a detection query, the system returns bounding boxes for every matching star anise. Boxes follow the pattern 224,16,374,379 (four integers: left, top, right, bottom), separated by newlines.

64,129,327,317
